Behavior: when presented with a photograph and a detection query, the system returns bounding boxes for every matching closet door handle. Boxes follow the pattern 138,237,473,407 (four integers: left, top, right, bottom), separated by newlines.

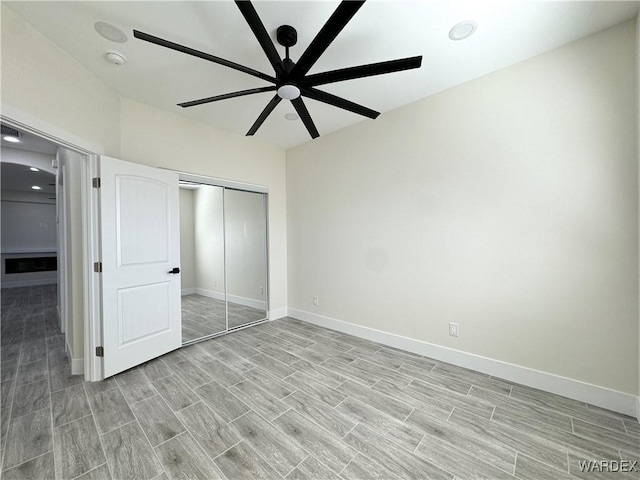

168,267,181,274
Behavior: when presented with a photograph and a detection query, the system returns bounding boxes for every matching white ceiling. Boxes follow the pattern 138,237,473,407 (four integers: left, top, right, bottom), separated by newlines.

1,162,56,195
6,1,639,149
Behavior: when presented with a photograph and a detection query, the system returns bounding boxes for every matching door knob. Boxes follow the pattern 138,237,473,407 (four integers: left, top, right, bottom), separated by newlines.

168,267,180,274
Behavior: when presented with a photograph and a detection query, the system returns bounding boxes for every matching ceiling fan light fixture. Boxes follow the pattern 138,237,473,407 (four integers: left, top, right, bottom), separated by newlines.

277,84,301,100
449,21,477,41
284,112,299,121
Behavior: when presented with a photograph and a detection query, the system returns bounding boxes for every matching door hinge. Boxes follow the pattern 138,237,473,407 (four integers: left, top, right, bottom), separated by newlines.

92,177,101,188
95,346,104,357
93,262,102,273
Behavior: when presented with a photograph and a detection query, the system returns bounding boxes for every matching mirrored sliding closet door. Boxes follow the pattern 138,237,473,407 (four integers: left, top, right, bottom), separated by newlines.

178,180,268,344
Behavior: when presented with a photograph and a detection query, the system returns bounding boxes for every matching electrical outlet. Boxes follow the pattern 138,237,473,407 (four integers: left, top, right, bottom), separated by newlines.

449,322,459,337
312,296,319,306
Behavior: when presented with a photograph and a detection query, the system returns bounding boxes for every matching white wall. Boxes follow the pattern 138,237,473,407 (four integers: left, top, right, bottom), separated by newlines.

193,185,225,298
287,21,638,396
179,188,196,293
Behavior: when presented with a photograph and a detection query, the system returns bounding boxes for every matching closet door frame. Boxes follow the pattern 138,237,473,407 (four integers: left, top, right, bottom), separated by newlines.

174,170,270,344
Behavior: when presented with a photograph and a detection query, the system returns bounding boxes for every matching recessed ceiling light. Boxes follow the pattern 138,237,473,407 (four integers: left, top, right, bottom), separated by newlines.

31,186,42,190
2,135,21,143
449,21,477,41
284,113,299,121
30,167,40,172
94,21,128,43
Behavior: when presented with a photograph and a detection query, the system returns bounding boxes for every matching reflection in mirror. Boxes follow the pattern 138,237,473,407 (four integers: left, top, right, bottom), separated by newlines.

224,189,268,329
179,184,226,342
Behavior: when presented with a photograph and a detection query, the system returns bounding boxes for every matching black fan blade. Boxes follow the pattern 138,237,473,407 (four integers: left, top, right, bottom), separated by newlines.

303,56,423,87
133,30,276,84
235,1,284,77
301,87,379,119
178,86,276,108
291,98,319,139
247,94,282,135
291,1,365,78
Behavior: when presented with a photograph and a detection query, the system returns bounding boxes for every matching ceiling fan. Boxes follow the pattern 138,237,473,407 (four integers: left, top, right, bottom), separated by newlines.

133,0,422,139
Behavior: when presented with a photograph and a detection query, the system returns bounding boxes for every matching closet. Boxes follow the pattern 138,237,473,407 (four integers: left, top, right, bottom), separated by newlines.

178,177,268,344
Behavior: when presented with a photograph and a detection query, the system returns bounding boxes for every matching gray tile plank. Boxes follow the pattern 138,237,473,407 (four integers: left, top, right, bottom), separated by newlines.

167,360,214,389
248,353,296,379
407,408,517,474
151,374,199,412
338,380,414,421
573,418,639,453
432,362,512,395
88,388,136,434
344,424,452,480
52,383,91,427
257,344,301,365
15,360,47,386
214,441,280,480
114,368,157,404
340,453,403,480
1,452,54,480
286,455,341,480
213,348,256,372
350,358,414,386
406,380,494,419
11,379,50,418
199,359,244,387
242,366,297,399
139,358,174,382
0,380,15,411
230,410,308,477
283,389,356,437
338,397,423,451
54,415,106,479
515,453,574,480
131,395,185,447
318,359,377,387
155,433,224,480
449,407,569,472
49,363,83,392
101,421,164,480
176,401,240,459
74,463,113,480
415,429,514,480
1,407,10,452
3,407,52,469
371,379,453,421
83,377,118,396
510,385,626,434
194,381,250,423
291,359,348,389
271,410,357,474
399,364,473,394
228,380,289,422
284,371,347,407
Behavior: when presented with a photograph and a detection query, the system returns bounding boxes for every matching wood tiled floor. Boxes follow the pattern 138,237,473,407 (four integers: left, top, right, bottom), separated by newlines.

1,286,639,479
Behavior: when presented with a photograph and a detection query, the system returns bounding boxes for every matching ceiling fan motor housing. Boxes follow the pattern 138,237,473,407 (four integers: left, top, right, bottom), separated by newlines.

277,25,297,48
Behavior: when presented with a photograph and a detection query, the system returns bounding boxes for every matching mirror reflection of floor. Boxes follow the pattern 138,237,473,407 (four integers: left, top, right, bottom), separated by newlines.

181,294,266,343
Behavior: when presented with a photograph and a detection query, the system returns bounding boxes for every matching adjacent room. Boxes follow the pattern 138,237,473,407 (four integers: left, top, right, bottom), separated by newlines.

1,1,639,479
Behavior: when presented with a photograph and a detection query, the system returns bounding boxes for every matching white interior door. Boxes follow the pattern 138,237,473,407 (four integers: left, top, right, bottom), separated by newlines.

100,155,181,377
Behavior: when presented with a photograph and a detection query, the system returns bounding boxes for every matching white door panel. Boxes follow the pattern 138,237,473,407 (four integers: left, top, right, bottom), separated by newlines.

100,156,181,377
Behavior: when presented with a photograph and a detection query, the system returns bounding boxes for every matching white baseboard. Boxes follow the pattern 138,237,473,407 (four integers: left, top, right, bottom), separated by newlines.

194,288,225,302
288,308,639,418
269,307,288,320
65,338,84,375
1,278,57,288
181,287,196,296
227,293,266,310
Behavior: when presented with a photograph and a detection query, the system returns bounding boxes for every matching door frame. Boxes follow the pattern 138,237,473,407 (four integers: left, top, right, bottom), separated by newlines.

1,105,103,381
